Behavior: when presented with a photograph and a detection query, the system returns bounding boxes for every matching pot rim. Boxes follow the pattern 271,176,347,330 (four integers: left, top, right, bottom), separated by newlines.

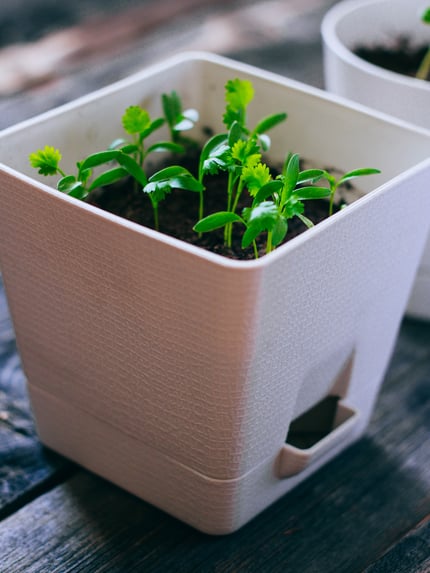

321,0,430,92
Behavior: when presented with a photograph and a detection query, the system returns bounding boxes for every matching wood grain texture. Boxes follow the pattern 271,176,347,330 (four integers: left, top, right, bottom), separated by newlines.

0,319,429,572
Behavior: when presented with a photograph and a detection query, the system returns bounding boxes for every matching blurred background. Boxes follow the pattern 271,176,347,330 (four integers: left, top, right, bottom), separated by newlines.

0,0,338,128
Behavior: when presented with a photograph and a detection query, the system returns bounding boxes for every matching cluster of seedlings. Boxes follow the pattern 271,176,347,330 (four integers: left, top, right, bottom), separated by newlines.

30,78,380,258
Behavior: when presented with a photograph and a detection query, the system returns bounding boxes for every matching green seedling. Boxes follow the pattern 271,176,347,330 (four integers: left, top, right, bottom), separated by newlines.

30,79,380,260
162,90,199,145
195,78,287,244
319,167,381,216
110,105,183,166
194,153,330,256
29,145,202,230
417,7,430,80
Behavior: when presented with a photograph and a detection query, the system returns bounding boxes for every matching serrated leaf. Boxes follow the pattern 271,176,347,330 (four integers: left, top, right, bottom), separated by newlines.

193,211,243,233
122,106,151,134
223,78,254,128
29,146,62,176
241,162,272,197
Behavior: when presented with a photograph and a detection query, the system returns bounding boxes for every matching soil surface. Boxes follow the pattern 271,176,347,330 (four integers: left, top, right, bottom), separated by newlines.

354,38,428,78
87,153,337,260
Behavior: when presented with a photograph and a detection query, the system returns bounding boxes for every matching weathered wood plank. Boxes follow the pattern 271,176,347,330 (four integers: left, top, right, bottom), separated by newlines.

365,514,430,573
0,319,429,573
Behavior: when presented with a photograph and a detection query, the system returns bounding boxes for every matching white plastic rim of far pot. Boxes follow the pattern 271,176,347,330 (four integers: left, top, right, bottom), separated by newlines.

321,0,430,127
322,0,430,321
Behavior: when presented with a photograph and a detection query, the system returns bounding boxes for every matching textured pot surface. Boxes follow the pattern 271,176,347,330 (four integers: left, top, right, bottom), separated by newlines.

1,52,430,533
322,0,430,319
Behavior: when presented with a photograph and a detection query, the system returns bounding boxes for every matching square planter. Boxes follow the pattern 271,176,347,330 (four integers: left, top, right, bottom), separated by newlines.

322,0,430,319
1,52,430,534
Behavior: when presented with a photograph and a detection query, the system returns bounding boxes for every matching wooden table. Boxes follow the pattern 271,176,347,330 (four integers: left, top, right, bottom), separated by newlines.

1,1,430,571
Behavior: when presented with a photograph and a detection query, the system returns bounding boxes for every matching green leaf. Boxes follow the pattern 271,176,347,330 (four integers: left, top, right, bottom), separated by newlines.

88,167,128,191
253,112,287,135
162,91,182,127
271,216,288,246
422,7,430,23
338,168,381,184
200,133,230,175
174,108,199,132
145,166,203,194
146,142,184,155
242,225,262,248
193,211,244,233
257,134,271,152
57,175,79,193
122,106,151,135
284,153,300,193
252,180,283,205
79,150,119,170
116,153,148,187
29,146,62,176
139,117,165,141
119,144,139,155
297,169,326,184
228,121,244,147
109,138,128,150
241,162,272,197
223,78,254,128
293,186,331,200
246,201,279,230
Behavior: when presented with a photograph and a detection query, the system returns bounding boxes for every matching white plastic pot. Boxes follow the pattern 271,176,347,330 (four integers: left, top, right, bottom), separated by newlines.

1,52,430,534
322,0,430,319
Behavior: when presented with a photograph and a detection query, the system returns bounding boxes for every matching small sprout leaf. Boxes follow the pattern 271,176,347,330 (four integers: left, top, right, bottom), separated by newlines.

257,134,271,152
116,153,148,187
80,150,119,170
194,212,243,233
146,142,184,155
294,186,331,200
253,112,287,135
253,180,283,205
88,167,128,191
297,169,326,184
122,106,151,134
271,217,288,247
338,168,381,184
422,7,430,23
29,146,62,176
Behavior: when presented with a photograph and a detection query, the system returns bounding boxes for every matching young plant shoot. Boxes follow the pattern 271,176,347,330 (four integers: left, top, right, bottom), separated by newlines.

417,7,430,80
30,79,380,259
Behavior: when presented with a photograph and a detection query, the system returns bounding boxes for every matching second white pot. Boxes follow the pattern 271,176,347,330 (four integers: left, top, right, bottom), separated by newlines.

322,0,430,320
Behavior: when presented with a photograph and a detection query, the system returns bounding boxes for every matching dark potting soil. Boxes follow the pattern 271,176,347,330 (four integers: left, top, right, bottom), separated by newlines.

87,153,339,261
354,38,428,78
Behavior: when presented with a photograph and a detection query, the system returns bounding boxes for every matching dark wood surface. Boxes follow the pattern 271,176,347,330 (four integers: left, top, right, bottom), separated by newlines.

1,1,430,571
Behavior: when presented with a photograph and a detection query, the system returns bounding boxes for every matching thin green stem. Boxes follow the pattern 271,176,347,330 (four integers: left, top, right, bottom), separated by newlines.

417,47,430,80
253,240,258,259
266,231,273,254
